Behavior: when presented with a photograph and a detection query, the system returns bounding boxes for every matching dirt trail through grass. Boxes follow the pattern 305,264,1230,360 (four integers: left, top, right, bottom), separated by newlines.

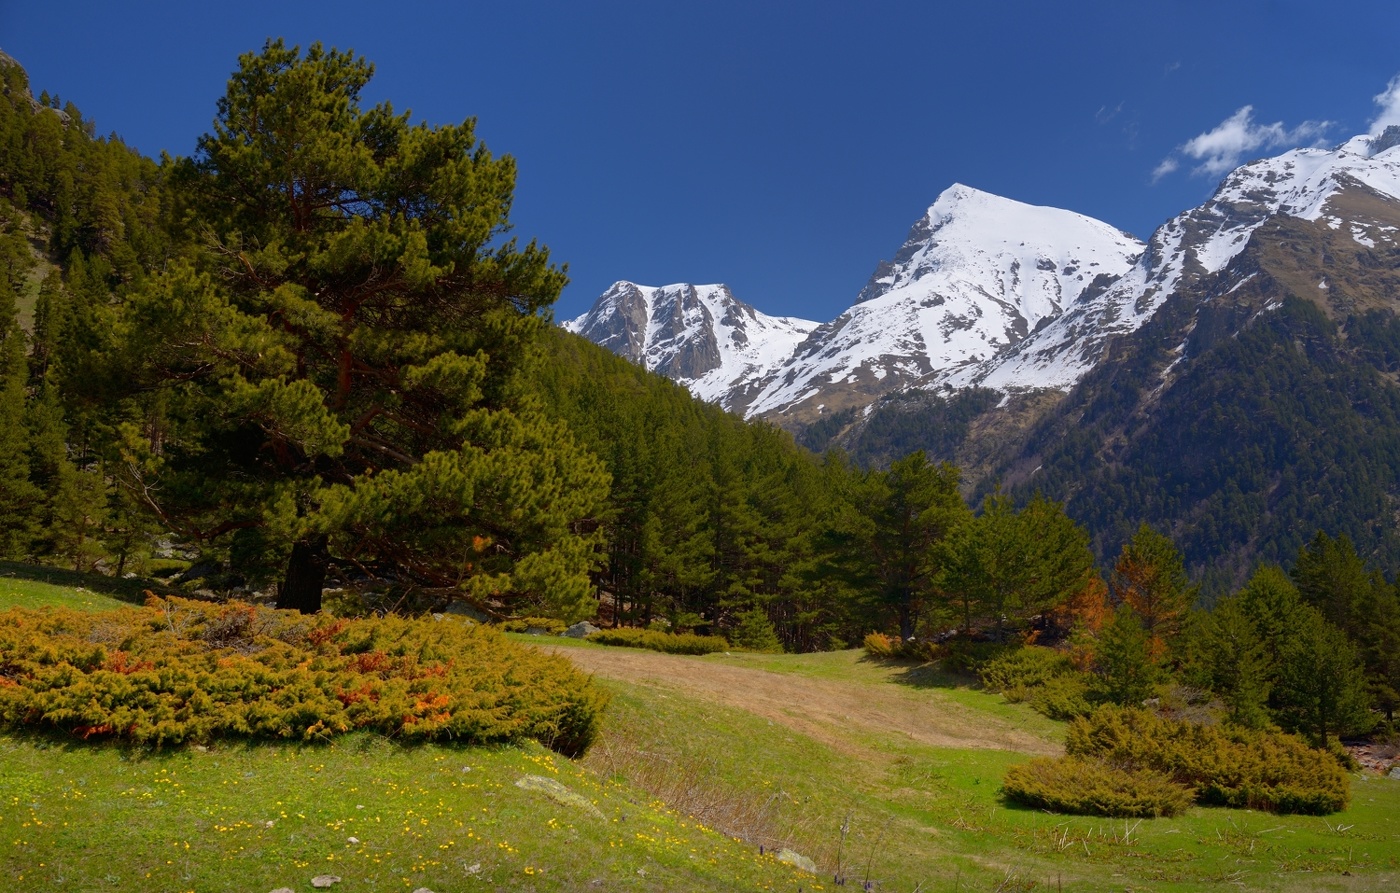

547,646,1060,758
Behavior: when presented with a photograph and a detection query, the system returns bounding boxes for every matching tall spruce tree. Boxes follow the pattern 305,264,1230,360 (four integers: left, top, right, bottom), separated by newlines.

110,41,608,615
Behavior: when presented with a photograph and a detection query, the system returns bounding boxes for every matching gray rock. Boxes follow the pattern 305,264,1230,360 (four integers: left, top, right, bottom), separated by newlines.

562,621,601,638
1389,764,1400,779
442,600,488,623
268,889,296,893
776,848,818,873
515,774,605,819
310,876,342,889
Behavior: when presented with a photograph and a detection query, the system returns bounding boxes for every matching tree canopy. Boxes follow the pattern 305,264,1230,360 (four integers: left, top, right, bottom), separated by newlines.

109,40,608,615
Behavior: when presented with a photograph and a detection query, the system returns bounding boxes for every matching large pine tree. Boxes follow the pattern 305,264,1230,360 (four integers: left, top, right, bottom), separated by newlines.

109,40,608,616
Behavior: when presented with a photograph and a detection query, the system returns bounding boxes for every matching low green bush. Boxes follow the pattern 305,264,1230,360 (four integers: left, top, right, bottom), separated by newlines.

1066,706,1350,815
980,646,1074,693
0,598,606,754
1025,673,1095,720
587,627,730,655
1002,756,1194,818
862,632,940,663
501,617,568,634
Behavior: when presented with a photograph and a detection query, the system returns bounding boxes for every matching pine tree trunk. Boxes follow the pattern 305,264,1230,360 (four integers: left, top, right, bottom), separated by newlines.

277,534,328,614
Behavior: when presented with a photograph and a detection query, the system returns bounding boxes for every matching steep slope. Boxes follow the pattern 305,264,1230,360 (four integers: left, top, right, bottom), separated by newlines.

742,185,1144,423
991,175,1400,591
562,281,818,410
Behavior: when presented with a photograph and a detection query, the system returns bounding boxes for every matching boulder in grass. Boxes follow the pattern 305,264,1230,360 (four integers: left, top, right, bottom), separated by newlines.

562,621,601,638
776,849,818,873
311,876,342,889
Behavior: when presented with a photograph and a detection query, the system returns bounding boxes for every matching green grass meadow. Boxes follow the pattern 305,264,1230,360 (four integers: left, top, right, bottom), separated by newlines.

3,570,1400,891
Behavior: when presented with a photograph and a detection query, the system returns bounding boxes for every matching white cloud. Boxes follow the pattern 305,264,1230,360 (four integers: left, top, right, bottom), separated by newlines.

1153,106,1332,182
1150,157,1179,183
1370,74,1400,134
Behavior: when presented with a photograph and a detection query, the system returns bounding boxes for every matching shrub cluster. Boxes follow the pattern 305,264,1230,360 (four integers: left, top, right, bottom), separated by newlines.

1003,756,1193,818
979,646,1074,694
1066,706,1350,815
979,646,1093,720
587,627,730,655
0,598,607,754
861,632,939,663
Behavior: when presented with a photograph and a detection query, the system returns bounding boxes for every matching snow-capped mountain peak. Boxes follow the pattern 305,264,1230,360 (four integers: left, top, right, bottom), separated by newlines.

562,281,819,409
743,185,1144,418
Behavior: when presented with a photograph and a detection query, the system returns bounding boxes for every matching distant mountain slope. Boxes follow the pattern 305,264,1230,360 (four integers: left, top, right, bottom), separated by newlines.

837,135,1400,590
561,281,818,411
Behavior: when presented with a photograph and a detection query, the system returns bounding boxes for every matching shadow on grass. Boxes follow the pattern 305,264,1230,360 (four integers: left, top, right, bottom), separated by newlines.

0,560,177,605
856,652,983,691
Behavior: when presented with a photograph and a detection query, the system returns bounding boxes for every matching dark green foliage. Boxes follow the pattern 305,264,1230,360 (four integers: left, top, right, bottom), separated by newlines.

943,492,1099,640
978,645,1095,719
1025,673,1095,720
1009,283,1400,596
1293,532,1400,720
1192,596,1273,729
839,387,1002,468
1230,564,1375,743
1002,756,1194,818
532,329,869,650
1271,604,1375,745
978,645,1075,694
861,451,966,639
729,607,784,653
102,41,607,616
1065,706,1350,814
1090,604,1162,706
586,628,731,655
0,598,607,754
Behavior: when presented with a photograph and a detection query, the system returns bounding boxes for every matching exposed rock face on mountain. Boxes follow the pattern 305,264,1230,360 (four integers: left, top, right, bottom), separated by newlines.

561,282,818,411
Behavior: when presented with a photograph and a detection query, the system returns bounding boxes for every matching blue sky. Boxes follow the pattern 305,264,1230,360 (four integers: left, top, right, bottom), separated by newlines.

4,0,1400,322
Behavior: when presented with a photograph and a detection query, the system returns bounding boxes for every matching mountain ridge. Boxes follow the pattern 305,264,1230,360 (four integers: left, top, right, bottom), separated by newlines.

568,129,1400,430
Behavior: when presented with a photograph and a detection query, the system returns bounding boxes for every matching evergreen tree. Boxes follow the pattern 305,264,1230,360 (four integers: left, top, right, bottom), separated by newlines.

1273,604,1375,746
1197,595,1273,729
0,287,40,558
109,40,608,615
1292,532,1400,719
944,492,1099,640
862,451,966,639
1090,603,1161,706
